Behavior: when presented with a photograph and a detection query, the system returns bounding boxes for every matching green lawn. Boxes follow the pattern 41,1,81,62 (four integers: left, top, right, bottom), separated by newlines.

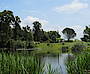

34,43,62,54
33,41,90,55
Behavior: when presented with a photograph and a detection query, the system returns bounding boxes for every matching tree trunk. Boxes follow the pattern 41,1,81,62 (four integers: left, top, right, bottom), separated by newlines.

67,38,70,42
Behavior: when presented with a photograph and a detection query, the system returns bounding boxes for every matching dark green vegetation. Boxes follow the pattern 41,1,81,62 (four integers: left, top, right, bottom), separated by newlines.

0,10,90,74
62,28,76,41
67,53,90,74
0,10,61,51
81,26,90,42
0,10,34,49
0,10,90,50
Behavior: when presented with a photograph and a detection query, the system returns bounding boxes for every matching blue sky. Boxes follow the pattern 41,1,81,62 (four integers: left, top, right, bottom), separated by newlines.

0,0,90,39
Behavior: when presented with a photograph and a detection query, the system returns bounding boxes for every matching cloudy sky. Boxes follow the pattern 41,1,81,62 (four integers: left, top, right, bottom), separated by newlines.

0,0,90,39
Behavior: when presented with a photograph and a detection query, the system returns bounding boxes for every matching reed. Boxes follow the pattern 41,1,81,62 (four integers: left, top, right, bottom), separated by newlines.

67,52,90,74
0,52,60,74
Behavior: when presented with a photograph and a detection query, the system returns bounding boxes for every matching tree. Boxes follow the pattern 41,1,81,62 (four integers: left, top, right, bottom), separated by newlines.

47,31,61,43
33,21,42,41
22,25,34,48
81,26,90,42
22,25,33,41
62,28,76,41
0,10,34,49
0,10,15,48
39,29,49,42
12,16,22,40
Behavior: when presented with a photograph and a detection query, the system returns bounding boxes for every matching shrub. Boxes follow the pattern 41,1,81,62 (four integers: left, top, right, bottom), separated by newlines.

87,43,90,46
61,46,68,53
71,43,85,53
47,43,50,46
27,41,35,48
62,42,65,45
65,40,73,42
14,40,27,49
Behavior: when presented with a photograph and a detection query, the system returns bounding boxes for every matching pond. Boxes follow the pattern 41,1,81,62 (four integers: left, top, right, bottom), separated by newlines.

40,53,74,74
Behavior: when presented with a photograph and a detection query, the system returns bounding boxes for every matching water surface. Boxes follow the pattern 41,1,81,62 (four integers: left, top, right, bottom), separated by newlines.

40,53,72,74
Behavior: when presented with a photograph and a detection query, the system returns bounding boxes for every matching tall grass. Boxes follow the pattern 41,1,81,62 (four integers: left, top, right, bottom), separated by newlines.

0,52,44,74
0,52,60,74
67,52,90,74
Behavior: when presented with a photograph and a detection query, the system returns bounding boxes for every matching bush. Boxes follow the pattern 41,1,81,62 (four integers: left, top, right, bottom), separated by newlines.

6,40,35,50
47,43,50,46
62,42,65,45
61,46,68,53
71,43,85,53
65,40,73,42
14,40,27,49
27,41,35,48
87,43,90,46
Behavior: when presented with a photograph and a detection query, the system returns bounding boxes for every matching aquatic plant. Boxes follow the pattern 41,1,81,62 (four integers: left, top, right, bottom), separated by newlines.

67,53,90,74
0,52,60,74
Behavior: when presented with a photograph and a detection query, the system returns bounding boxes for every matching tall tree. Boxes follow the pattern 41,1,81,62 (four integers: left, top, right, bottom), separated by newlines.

33,21,42,41
22,25,33,41
62,28,76,41
12,16,21,40
0,10,15,48
36,29,50,42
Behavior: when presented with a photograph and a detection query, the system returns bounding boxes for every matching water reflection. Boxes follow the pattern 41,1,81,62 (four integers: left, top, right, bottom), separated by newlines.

40,53,74,74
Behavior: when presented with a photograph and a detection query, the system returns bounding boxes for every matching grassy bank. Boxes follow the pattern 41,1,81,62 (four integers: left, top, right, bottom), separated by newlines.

0,41,90,74
33,42,90,55
33,43,62,55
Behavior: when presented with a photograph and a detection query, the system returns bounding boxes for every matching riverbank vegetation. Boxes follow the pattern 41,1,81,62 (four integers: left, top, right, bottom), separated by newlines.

33,41,90,55
67,52,90,74
0,10,90,74
0,52,42,74
0,52,61,74
0,10,61,51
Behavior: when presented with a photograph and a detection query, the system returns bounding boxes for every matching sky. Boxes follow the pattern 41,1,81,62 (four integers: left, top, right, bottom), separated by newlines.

0,0,90,39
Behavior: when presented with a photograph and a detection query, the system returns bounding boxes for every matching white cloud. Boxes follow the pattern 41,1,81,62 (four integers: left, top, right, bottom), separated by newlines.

54,0,88,13
21,16,48,28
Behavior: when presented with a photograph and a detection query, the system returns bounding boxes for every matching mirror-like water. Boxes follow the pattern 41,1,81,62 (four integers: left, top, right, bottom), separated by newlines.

40,53,73,74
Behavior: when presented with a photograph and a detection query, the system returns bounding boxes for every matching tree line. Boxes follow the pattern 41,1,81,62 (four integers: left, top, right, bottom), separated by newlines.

0,10,90,50
0,10,61,50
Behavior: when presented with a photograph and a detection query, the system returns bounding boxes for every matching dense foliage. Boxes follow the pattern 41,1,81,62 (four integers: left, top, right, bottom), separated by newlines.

0,9,90,74
0,52,61,74
62,28,76,41
81,26,90,42
0,10,61,51
67,53,90,74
